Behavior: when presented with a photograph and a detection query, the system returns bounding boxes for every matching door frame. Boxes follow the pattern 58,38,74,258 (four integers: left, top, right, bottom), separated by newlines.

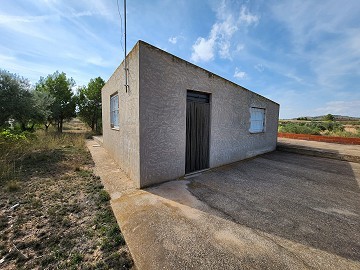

185,90,211,174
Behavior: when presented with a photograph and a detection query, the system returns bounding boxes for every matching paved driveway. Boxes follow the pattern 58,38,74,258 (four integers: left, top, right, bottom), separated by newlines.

88,140,360,269
185,151,360,262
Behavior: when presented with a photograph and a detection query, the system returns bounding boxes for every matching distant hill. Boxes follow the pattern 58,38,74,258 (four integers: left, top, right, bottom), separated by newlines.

291,115,360,121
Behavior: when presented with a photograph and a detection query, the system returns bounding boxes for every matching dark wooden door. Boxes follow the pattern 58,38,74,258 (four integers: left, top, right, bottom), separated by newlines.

186,91,210,174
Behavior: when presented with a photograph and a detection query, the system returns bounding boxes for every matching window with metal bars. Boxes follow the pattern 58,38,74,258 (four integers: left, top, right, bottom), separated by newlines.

110,94,119,128
249,107,265,133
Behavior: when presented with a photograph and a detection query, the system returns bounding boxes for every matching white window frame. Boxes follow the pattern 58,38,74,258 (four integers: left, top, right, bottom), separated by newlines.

110,93,119,129
249,107,265,133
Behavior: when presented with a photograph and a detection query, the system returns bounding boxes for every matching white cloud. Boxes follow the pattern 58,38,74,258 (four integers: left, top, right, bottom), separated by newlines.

239,6,259,25
234,68,247,79
254,63,264,72
0,0,121,86
0,14,53,24
315,100,360,116
219,41,231,59
191,37,216,62
191,3,259,62
168,35,185,45
168,36,178,44
235,43,244,52
271,0,360,89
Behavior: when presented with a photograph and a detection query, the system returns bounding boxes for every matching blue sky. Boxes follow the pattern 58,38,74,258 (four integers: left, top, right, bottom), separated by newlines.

1,0,359,118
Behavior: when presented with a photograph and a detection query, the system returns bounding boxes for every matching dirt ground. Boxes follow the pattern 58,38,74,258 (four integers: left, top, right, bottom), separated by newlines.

344,124,360,133
0,121,134,269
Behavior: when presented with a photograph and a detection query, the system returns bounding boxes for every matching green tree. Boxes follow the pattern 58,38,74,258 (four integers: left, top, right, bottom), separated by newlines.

0,69,35,130
77,77,104,133
323,114,335,121
32,91,55,131
36,71,76,132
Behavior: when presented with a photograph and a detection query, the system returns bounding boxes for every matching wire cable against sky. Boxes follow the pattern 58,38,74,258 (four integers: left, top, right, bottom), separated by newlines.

116,0,125,54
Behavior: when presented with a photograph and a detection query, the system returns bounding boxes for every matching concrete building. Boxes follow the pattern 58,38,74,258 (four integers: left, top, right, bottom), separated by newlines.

102,41,279,188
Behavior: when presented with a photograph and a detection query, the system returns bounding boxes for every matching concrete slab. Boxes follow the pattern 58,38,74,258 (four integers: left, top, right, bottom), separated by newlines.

87,139,360,270
277,137,360,163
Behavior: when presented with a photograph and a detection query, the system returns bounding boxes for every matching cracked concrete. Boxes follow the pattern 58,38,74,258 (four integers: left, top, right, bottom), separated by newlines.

87,139,360,269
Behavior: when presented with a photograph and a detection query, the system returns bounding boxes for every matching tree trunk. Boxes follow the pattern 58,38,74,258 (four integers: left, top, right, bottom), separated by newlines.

91,108,96,131
94,110,98,133
59,119,63,133
57,119,63,133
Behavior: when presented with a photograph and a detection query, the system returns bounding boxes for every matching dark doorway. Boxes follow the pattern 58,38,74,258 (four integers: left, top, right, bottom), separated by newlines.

186,90,210,174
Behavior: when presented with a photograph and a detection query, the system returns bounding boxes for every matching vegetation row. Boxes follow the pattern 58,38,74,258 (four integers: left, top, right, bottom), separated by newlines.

0,69,104,134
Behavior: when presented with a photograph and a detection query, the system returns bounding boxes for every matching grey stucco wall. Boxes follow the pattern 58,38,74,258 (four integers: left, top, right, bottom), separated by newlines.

138,41,279,187
102,43,141,187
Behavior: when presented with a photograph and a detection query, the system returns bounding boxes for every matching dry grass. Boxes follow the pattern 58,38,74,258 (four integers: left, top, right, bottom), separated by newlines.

0,127,133,269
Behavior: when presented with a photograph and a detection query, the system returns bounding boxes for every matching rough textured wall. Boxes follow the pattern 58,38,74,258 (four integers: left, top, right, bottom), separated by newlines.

102,43,141,187
139,44,187,187
139,41,279,187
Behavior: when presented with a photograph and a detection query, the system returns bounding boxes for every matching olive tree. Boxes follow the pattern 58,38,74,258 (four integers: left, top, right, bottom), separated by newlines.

0,69,35,130
36,71,76,132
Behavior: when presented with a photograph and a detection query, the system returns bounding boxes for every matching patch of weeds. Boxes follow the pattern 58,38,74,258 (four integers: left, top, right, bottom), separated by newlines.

52,248,67,260
30,198,42,209
0,243,7,256
0,215,8,231
107,225,125,246
41,254,56,267
104,251,134,269
6,180,21,192
59,236,75,249
31,240,43,251
61,217,71,228
98,189,111,202
67,203,82,214
87,180,103,191
13,215,25,237
95,207,115,225
45,234,62,247
77,169,92,178
100,223,126,253
70,252,84,265
1,233,8,241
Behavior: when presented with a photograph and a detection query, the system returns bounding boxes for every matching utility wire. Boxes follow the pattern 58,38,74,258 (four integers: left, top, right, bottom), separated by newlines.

117,0,125,55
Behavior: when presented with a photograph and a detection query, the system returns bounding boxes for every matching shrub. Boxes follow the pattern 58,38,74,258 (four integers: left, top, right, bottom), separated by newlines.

0,129,28,142
278,121,345,136
278,123,320,135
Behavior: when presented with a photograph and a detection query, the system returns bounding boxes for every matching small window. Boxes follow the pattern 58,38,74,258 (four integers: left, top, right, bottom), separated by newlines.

249,107,265,133
110,94,119,128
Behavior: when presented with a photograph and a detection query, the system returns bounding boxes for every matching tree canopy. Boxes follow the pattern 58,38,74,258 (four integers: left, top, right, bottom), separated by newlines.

77,77,104,133
0,69,36,130
323,114,335,121
36,71,76,132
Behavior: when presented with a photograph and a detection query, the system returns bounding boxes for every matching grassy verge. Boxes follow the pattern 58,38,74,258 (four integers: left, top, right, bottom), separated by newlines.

278,121,360,137
0,131,133,269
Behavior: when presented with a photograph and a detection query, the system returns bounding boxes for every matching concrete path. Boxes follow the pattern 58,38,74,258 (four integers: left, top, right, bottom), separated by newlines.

86,139,360,270
278,137,360,163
